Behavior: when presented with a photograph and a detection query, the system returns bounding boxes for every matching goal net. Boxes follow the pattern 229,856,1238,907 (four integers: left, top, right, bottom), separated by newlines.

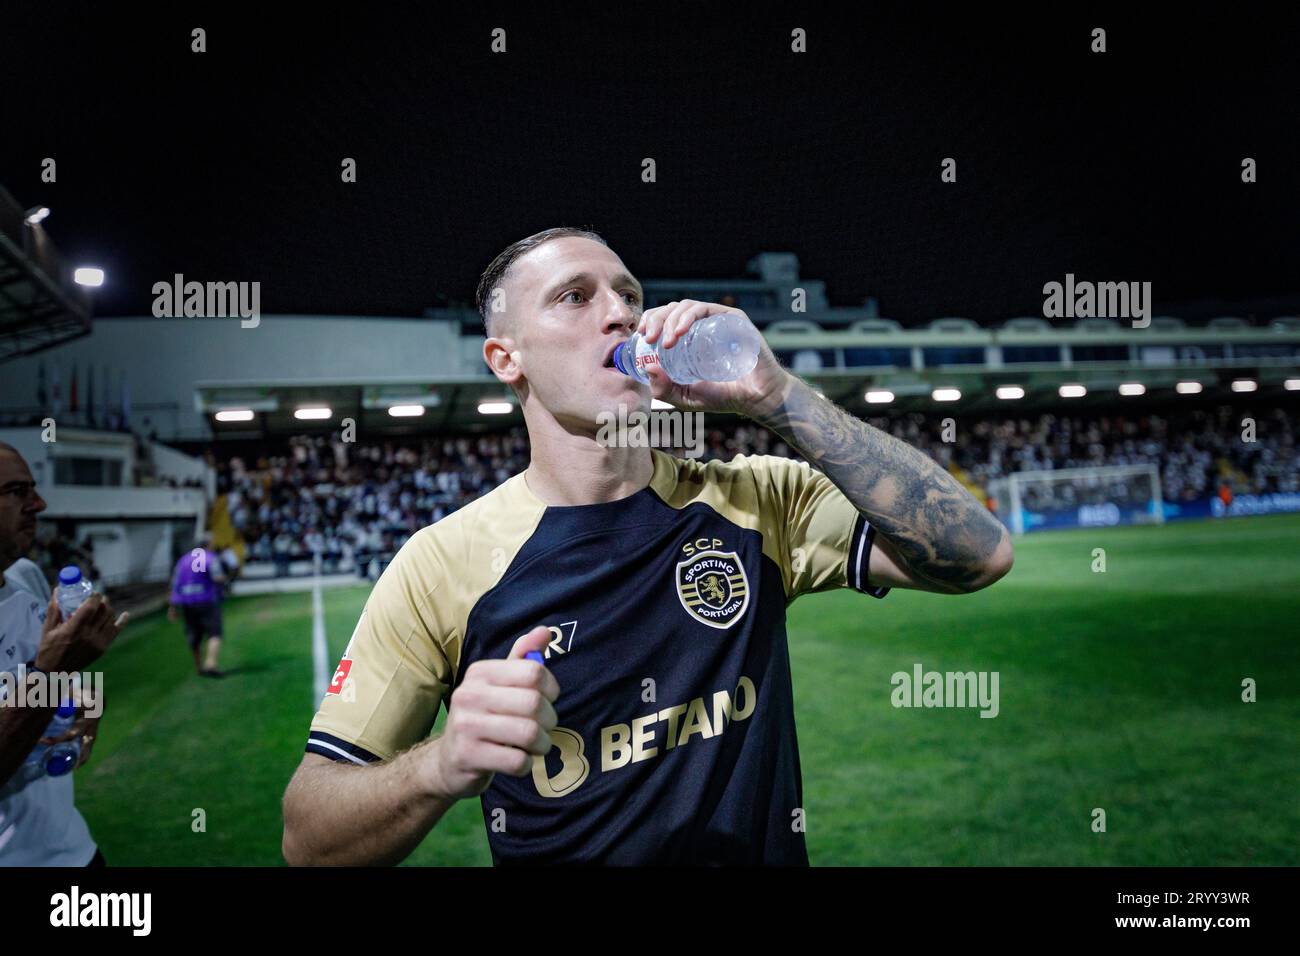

990,463,1164,534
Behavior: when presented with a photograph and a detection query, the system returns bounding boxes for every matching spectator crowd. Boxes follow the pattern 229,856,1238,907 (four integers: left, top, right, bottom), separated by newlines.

212,403,1297,576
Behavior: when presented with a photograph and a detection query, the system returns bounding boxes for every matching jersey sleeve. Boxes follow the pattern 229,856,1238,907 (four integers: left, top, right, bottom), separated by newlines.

306,527,459,764
749,454,891,602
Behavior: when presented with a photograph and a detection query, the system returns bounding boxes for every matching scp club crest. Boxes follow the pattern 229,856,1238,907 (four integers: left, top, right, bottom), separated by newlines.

676,550,750,629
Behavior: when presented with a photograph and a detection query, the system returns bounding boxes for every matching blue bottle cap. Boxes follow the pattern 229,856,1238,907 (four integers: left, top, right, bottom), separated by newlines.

525,651,545,665
56,700,77,719
58,566,82,585
611,342,629,376
45,750,77,777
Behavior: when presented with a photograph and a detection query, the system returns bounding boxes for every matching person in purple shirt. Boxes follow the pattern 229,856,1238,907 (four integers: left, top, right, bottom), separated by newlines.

168,532,229,678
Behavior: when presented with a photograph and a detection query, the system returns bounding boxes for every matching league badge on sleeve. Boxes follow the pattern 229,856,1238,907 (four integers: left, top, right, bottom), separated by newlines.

327,657,353,695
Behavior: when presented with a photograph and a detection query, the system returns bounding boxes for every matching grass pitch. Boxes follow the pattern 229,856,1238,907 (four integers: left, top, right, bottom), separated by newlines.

75,514,1300,865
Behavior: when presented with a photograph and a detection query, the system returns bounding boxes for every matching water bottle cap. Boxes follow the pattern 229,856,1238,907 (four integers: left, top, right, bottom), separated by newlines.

56,700,77,719
45,750,77,777
611,341,630,376
58,566,82,585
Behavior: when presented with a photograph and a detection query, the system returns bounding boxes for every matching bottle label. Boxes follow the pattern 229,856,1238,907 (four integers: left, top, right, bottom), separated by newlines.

632,337,660,374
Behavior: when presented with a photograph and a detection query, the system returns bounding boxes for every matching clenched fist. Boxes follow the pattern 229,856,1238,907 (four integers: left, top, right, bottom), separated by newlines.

423,626,560,801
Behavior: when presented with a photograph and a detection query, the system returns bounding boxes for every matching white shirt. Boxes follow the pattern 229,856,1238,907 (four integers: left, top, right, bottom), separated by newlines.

0,558,97,866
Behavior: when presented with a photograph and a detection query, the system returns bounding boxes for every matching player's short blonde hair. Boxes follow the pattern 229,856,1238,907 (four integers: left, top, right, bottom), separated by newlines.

475,226,606,338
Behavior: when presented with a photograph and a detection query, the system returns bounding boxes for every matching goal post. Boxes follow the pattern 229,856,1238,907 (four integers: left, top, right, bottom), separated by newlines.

991,463,1164,534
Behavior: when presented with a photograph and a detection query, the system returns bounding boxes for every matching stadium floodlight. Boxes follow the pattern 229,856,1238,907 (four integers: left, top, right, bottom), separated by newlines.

995,386,1025,400
931,388,961,402
1058,384,1086,398
1285,379,1300,391
24,206,50,225
214,409,255,422
73,267,105,287
1231,379,1257,393
1118,383,1146,396
865,389,894,404
478,401,513,415
387,405,425,417
294,406,332,420
1175,381,1203,394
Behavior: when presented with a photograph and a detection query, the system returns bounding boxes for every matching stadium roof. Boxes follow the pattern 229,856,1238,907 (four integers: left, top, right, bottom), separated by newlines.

0,184,91,360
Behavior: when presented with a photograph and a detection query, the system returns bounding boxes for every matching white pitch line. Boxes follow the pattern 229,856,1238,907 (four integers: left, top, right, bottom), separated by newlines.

311,571,329,705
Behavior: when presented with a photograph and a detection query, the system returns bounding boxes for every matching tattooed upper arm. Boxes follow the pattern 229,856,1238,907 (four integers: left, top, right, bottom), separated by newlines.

867,525,965,594
755,377,1014,593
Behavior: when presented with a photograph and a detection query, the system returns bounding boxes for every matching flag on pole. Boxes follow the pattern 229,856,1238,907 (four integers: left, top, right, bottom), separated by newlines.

52,359,63,415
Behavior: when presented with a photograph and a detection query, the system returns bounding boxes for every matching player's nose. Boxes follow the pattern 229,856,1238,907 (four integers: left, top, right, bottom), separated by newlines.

601,294,638,334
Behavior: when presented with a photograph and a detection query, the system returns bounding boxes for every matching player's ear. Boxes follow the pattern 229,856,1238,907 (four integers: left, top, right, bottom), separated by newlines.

483,336,523,387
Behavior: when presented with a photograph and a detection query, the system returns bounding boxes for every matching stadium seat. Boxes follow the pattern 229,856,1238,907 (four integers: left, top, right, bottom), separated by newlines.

765,320,820,334
1207,316,1251,330
928,318,981,334
1000,317,1052,332
848,318,903,334
1150,316,1186,331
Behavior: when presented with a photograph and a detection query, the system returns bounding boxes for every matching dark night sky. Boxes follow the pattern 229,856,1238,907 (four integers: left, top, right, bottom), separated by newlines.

3,2,1298,324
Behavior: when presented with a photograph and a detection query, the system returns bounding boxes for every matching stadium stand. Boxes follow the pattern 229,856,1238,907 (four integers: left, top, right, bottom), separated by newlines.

183,402,1295,580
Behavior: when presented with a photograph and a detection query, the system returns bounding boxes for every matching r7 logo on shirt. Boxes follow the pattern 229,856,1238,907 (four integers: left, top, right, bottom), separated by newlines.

544,620,578,658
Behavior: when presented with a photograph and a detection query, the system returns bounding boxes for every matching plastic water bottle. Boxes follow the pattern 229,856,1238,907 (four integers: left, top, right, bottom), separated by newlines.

0,700,80,796
43,701,81,777
56,566,94,620
612,311,762,385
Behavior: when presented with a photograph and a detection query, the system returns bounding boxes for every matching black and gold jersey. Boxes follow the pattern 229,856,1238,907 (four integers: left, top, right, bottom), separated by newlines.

306,449,889,864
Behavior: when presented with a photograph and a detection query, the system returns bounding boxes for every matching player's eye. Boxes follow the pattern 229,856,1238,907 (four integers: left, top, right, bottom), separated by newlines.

560,289,586,304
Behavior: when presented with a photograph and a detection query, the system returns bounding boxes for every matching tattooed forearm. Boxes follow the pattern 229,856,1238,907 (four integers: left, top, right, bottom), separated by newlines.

752,376,1011,592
